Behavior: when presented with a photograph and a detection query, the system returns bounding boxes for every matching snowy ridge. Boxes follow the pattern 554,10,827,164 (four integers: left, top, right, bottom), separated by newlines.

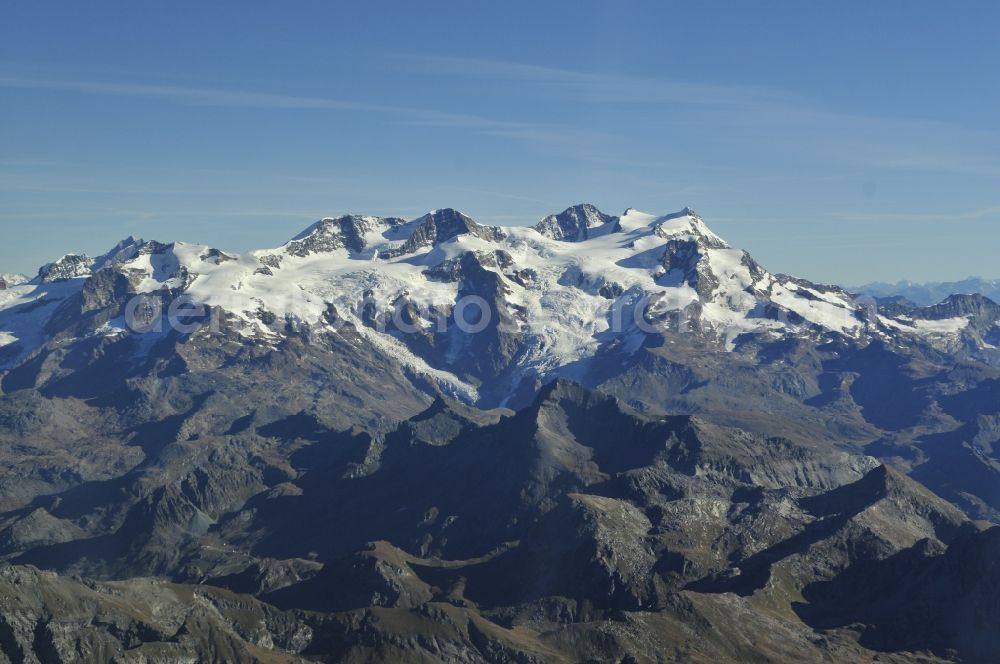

0,205,989,388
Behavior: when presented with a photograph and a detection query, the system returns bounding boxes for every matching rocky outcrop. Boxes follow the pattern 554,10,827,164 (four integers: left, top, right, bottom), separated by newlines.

285,215,406,257
534,203,619,241
797,525,1000,662
92,235,143,271
0,565,314,663
912,293,1000,320
0,273,27,289
36,254,94,283
380,209,505,258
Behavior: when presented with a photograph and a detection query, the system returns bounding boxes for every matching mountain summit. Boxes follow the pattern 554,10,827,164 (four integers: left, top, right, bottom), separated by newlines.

1,204,994,404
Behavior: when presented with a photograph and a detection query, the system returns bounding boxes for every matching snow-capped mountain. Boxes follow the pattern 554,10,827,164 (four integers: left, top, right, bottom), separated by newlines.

0,273,27,290
1,204,997,403
35,254,96,284
5,205,1000,664
27,236,146,285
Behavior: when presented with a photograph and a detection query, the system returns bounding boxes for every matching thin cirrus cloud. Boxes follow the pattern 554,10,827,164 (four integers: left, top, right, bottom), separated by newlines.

830,205,1000,223
0,73,616,150
395,53,792,111
398,54,1000,178
6,63,999,177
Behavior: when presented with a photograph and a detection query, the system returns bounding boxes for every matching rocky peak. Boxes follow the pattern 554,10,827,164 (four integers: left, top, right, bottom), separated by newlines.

381,209,505,258
914,293,1000,321
136,240,173,256
534,203,620,242
653,208,729,249
285,215,405,257
0,273,27,289
802,464,966,530
535,376,608,406
873,295,919,317
199,247,237,265
36,254,95,284
35,238,145,286
93,235,144,272
401,393,509,445
526,378,641,429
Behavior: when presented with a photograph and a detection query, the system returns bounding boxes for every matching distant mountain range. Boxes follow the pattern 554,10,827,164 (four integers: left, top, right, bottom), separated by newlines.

856,276,1000,307
1,204,999,662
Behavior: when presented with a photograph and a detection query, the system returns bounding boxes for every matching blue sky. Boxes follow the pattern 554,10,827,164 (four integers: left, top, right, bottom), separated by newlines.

2,1,1000,284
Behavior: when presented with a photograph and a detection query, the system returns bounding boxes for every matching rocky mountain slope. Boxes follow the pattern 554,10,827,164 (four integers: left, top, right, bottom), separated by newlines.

1,382,992,663
1,204,1000,662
